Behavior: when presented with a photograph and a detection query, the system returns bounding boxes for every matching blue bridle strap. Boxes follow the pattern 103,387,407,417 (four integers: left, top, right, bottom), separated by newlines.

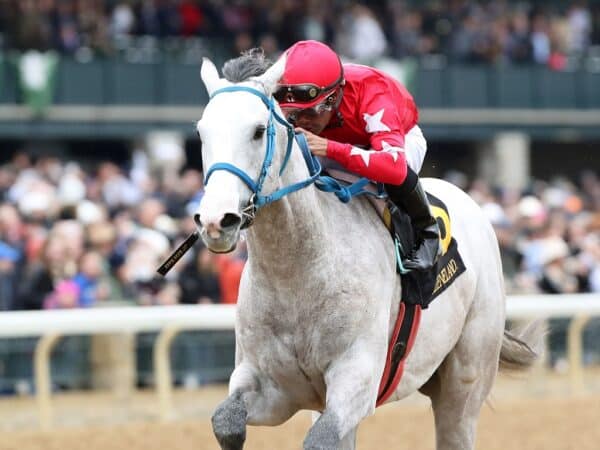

294,133,387,203
205,162,258,192
203,85,386,216
204,86,296,208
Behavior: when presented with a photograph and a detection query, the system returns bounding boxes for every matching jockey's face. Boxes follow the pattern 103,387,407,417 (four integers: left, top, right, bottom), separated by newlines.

280,89,341,135
287,108,334,135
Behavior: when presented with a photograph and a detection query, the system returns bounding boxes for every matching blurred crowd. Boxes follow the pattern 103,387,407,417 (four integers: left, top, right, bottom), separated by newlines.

0,150,246,311
453,170,600,296
0,149,599,312
1,0,599,68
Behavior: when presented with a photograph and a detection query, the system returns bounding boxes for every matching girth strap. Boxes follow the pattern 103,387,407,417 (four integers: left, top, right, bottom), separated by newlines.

376,302,422,407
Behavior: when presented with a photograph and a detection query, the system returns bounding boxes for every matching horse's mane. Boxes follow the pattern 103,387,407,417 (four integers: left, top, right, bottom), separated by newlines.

221,48,273,82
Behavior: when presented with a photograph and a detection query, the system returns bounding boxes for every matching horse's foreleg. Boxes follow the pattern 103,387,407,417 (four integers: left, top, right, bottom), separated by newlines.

212,363,297,450
304,346,383,450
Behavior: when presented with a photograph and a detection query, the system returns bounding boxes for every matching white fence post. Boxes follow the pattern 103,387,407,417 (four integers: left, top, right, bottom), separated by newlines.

154,324,184,422
568,315,591,394
34,333,62,430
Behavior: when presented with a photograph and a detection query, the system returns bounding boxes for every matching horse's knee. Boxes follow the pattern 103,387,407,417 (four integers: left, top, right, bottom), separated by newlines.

303,412,341,450
212,391,247,450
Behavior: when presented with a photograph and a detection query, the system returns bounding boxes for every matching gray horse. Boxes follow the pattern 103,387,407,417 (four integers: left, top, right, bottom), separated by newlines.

194,56,542,450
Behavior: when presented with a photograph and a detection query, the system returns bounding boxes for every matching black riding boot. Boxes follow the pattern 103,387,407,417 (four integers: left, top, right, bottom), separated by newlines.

386,173,441,271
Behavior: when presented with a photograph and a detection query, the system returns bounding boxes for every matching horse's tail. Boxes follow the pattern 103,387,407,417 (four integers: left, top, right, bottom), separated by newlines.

499,320,546,371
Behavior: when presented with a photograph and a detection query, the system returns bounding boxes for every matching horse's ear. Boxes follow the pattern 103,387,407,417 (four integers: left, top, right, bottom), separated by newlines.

256,54,287,96
201,58,225,97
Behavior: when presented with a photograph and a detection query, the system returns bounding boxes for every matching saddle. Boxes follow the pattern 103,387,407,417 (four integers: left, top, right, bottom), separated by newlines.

388,192,466,308
324,167,465,309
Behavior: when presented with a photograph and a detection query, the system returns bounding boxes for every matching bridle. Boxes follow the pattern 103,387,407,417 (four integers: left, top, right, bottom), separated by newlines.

202,85,386,230
202,86,322,228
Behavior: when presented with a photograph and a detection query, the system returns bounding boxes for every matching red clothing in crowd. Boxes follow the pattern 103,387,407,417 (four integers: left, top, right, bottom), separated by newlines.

216,255,245,304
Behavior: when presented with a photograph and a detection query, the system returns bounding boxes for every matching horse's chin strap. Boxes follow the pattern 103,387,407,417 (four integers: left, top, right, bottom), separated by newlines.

203,85,386,229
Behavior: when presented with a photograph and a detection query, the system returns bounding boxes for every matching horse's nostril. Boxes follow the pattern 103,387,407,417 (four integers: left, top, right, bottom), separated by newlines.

221,213,242,229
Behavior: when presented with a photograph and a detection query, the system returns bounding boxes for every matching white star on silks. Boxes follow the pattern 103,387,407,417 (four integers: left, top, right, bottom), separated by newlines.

380,140,405,162
363,109,391,133
350,146,373,167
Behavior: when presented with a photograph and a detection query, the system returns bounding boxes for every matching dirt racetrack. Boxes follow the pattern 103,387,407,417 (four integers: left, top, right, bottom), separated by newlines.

2,371,600,450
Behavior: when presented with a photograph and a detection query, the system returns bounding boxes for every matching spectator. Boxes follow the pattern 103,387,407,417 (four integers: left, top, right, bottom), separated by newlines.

0,203,26,310
71,250,111,307
567,1,592,55
15,236,55,310
531,13,551,64
111,2,136,40
505,11,533,64
136,197,166,230
179,246,221,304
52,0,81,54
44,278,80,309
97,161,142,211
9,0,52,51
452,11,491,63
257,32,282,62
352,4,387,62
178,0,204,36
391,10,425,59
216,243,246,304
0,240,20,310
537,237,579,294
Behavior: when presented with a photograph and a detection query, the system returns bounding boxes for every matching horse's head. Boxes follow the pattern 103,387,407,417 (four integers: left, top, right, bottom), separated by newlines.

194,55,288,253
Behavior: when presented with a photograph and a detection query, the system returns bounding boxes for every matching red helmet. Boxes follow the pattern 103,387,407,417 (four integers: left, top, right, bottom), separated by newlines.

275,40,344,109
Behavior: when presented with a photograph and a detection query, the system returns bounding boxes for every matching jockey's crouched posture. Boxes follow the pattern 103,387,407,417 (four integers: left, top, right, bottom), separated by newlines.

223,40,441,271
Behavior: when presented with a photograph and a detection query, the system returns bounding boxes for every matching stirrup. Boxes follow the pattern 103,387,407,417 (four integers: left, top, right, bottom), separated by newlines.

394,236,412,275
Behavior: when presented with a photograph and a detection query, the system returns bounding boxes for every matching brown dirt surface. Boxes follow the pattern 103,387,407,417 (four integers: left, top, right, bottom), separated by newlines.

1,370,600,450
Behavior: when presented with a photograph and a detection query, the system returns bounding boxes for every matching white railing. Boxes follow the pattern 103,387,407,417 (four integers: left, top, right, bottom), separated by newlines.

0,294,598,429
0,305,235,429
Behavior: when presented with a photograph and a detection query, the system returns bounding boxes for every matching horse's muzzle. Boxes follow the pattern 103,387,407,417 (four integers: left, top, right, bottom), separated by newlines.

194,212,242,253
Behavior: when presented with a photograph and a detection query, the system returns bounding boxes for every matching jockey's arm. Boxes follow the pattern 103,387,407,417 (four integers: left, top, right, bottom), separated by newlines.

298,125,426,186
325,127,422,186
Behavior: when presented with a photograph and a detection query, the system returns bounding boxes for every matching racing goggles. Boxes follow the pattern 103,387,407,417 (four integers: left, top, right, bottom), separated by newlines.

280,89,342,124
274,73,344,105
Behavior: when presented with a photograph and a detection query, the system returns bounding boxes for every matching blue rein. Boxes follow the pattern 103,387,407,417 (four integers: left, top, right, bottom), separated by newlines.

203,85,385,225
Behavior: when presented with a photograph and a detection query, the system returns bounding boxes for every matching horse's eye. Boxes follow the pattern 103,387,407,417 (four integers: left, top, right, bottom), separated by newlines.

253,125,266,140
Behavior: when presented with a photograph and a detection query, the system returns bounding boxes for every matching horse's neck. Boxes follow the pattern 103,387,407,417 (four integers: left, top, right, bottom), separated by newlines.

246,139,329,278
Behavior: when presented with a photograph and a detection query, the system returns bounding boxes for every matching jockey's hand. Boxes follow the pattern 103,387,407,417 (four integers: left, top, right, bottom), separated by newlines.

295,128,328,157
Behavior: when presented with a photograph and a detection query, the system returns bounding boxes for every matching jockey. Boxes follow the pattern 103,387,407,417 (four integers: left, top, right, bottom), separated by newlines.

273,40,441,271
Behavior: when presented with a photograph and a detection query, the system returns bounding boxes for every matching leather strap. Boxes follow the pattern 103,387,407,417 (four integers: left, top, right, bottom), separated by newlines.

376,302,422,406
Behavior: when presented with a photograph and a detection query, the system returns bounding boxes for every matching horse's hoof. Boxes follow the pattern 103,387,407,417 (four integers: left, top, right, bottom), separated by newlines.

211,394,247,450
